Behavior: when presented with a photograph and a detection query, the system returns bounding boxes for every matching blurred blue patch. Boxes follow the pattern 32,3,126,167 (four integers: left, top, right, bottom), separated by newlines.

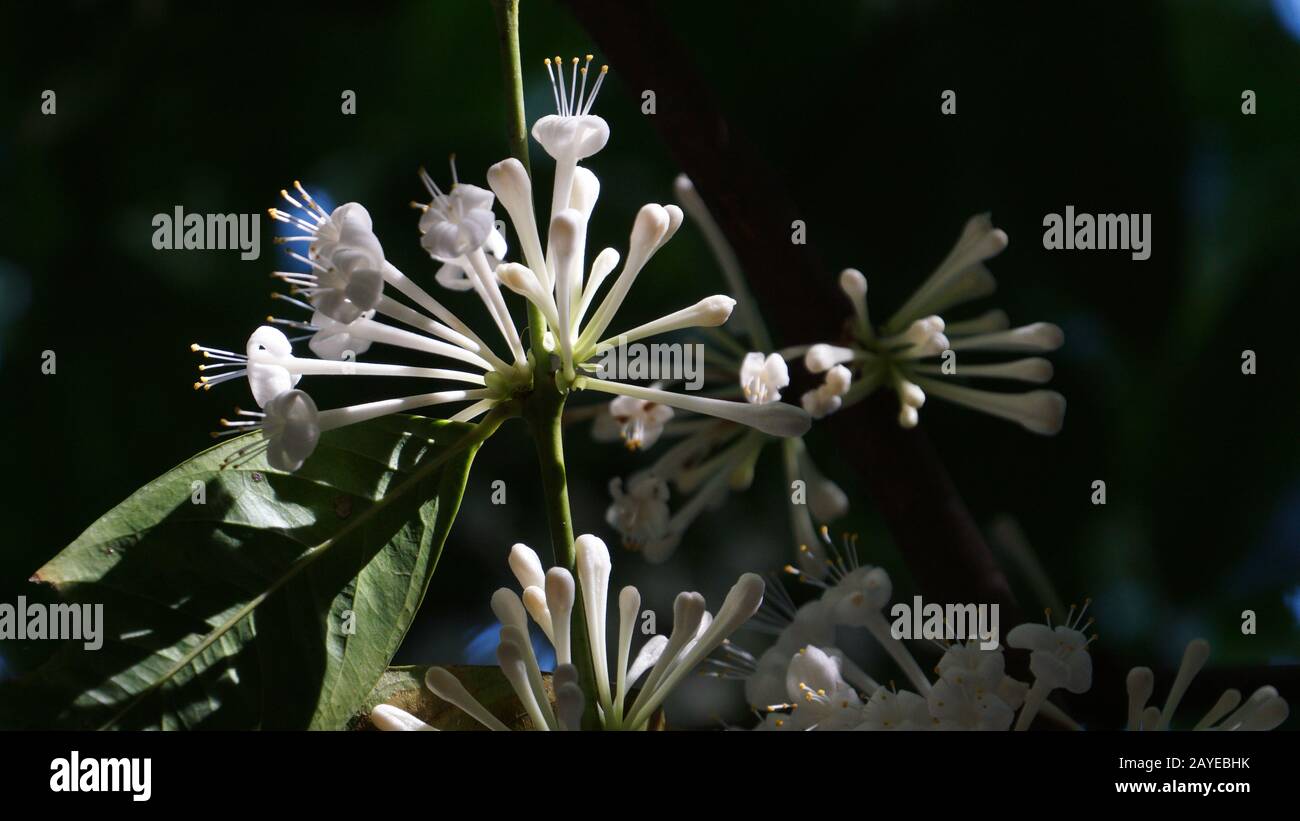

273,186,336,273
1274,0,1300,40
1227,480,1300,597
462,622,556,670
1284,585,1300,628
1094,578,1156,644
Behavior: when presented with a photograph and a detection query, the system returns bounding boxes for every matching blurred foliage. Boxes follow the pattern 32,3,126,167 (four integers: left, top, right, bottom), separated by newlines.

0,0,1296,726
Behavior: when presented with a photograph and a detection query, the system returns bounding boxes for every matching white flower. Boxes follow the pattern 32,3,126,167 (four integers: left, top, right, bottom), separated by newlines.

434,229,506,292
484,56,808,439
195,165,549,470
534,55,611,219
417,163,498,263
801,363,851,418
608,396,674,451
268,187,386,325
756,646,865,731
1126,638,1289,731
927,642,1027,730
1006,621,1093,695
195,57,808,478
1007,602,1096,730
373,536,765,731
604,475,671,551
858,686,932,730
306,309,375,361
739,352,789,405
245,326,301,406
801,216,1066,434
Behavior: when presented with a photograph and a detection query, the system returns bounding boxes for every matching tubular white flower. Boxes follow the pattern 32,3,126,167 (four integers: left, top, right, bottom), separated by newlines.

596,295,735,349
605,474,672,550
426,536,764,731
509,543,546,590
307,309,375,361
548,208,586,372
804,343,857,374
553,664,585,731
839,268,871,338
269,186,378,262
417,163,497,263
910,376,1066,435
799,215,1065,433
434,226,507,292
1008,604,1096,731
1126,638,1288,731
424,667,510,731
576,534,614,711
859,686,932,730
575,247,620,329
370,704,436,732
576,203,682,352
577,376,810,438
625,573,765,729
886,212,1008,332
544,568,575,667
947,322,1065,353
739,352,790,405
248,353,486,386
496,633,556,730
913,357,1054,383
270,192,387,325
260,389,321,472
244,327,303,407
1126,666,1156,731
614,585,641,719
486,158,550,289
608,396,674,451
535,55,610,217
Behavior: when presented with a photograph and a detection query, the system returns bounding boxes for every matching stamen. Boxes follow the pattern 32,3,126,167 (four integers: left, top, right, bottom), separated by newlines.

568,56,579,117
577,54,593,112
544,57,562,114
582,65,609,115
191,343,245,359
554,55,568,116
293,180,328,218
418,166,446,204
270,292,318,313
266,315,317,332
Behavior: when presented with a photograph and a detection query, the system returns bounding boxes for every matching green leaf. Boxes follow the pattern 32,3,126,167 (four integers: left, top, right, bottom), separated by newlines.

2,414,489,730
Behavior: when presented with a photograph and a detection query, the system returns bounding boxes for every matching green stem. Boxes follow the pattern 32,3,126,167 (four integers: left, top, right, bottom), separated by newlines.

491,0,599,727
490,0,550,384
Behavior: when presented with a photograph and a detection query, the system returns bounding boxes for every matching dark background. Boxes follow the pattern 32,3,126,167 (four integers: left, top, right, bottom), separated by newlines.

1,0,1296,727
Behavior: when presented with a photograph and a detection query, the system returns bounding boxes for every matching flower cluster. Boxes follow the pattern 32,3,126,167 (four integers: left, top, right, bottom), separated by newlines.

708,531,1092,731
592,176,848,569
800,214,1067,434
191,56,809,472
370,534,766,730
1124,638,1289,731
